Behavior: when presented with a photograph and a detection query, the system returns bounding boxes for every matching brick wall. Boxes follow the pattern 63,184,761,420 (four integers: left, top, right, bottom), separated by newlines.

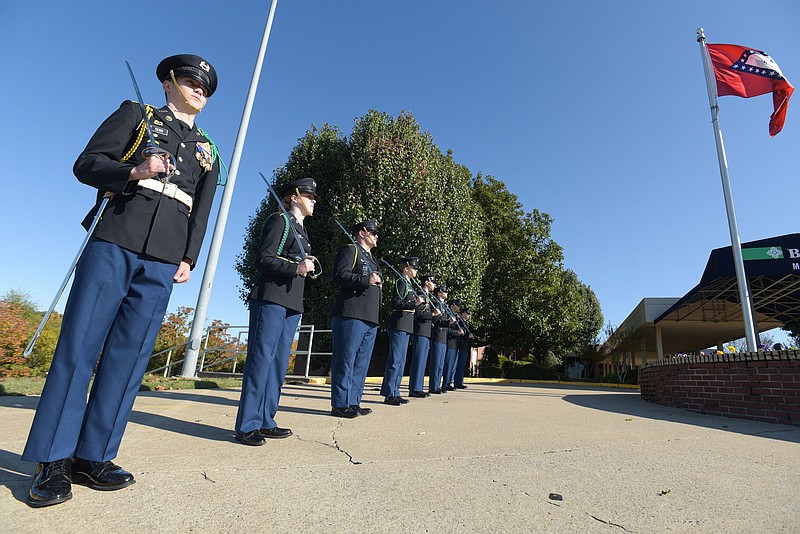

638,351,800,426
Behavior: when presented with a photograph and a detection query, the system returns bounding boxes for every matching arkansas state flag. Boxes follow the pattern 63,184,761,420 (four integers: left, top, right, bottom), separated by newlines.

708,43,794,136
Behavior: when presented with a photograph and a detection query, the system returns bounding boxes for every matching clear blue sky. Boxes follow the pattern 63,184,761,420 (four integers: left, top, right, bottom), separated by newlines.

1,1,798,341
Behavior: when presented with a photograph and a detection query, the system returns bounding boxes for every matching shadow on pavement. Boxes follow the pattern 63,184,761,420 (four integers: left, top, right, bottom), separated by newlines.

0,396,40,411
127,410,234,442
0,448,32,503
139,384,331,405
0,384,342,450
445,382,581,398
563,392,800,444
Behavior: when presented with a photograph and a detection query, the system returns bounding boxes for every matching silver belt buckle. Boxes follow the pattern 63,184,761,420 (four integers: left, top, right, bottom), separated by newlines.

161,181,179,199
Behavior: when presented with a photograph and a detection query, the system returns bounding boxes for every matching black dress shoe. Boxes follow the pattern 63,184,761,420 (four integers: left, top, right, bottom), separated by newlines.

429,389,442,395
260,427,293,439
352,406,372,416
408,390,427,398
331,406,359,418
397,396,410,404
235,430,266,446
383,396,402,406
455,384,467,389
443,385,455,391
72,458,135,491
27,458,72,508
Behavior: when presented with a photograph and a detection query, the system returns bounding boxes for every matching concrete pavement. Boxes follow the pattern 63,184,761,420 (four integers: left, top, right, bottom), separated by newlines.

1,380,799,533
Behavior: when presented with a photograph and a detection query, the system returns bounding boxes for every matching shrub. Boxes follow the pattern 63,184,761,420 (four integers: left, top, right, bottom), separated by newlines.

599,369,638,384
477,362,502,378
483,347,501,366
503,362,560,380
0,363,33,378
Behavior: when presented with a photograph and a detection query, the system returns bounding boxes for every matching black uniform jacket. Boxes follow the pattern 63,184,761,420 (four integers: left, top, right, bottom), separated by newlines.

74,101,219,266
332,244,382,325
458,320,471,352
248,212,310,313
413,290,434,338
447,316,463,349
387,277,424,334
430,298,451,345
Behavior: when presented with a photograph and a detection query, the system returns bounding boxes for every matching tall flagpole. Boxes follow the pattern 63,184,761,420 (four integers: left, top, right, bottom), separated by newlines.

696,28,758,352
180,0,280,377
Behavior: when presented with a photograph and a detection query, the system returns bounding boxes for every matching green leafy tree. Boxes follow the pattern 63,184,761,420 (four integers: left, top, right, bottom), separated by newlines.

576,343,607,380
236,111,485,336
575,279,604,347
547,270,603,355
235,110,599,369
236,123,349,330
472,175,581,361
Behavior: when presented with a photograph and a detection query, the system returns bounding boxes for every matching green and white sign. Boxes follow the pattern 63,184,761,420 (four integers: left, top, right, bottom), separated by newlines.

742,246,784,260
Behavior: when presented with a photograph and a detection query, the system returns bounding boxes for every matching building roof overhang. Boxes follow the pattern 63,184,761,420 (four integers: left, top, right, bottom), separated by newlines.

614,234,800,355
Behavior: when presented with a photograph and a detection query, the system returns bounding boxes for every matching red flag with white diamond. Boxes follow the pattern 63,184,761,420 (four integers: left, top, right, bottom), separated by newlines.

707,43,793,136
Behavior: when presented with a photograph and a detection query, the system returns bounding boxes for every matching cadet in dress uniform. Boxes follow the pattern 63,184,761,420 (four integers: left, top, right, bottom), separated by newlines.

454,306,474,389
234,178,319,446
442,299,465,391
428,285,453,395
408,273,440,398
330,220,383,418
380,257,425,406
22,55,220,508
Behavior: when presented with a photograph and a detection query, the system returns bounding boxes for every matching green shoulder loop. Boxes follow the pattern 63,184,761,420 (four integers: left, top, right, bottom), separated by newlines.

394,277,409,299
275,213,290,257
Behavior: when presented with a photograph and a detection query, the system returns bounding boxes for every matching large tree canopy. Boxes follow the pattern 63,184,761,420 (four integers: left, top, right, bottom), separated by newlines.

236,110,485,329
471,175,601,360
236,110,601,361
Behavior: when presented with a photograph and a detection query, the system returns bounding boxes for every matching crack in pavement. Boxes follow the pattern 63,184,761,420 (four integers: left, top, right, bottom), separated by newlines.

491,479,636,531
331,420,361,465
589,513,633,532
293,421,361,465
286,435,723,469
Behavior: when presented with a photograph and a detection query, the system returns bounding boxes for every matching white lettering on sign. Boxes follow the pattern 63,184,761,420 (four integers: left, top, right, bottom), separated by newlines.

788,249,800,259
794,263,800,270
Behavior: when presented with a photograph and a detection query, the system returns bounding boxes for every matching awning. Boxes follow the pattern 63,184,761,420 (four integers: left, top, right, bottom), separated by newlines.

655,233,800,330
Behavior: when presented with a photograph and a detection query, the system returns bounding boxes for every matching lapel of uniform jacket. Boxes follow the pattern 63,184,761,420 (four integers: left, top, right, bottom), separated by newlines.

152,106,185,140
151,106,208,142
289,213,307,238
289,212,310,253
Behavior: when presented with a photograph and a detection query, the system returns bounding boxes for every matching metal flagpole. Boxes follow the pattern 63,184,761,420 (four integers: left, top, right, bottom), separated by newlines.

696,28,758,352
180,0,280,377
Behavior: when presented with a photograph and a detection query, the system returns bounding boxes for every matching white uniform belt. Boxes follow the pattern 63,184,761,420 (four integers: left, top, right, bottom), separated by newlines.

137,178,193,212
